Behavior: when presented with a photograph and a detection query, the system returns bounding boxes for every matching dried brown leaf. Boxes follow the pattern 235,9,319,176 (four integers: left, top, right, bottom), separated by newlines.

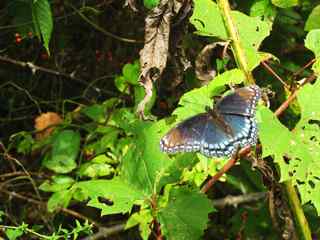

137,0,187,118
195,42,229,84
34,112,63,140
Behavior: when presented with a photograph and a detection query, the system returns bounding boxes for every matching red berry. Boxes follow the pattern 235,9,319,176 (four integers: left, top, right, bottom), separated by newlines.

41,53,49,60
15,37,22,44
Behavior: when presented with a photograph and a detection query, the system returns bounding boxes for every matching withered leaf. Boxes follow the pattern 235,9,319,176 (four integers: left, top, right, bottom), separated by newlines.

137,0,184,119
195,42,229,84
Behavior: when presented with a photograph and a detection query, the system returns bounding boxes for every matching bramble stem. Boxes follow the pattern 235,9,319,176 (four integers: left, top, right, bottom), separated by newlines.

216,0,255,85
284,181,312,240
216,0,312,239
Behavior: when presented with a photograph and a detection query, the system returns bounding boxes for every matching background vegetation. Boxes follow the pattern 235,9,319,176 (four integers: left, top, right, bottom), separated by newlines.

1,0,320,239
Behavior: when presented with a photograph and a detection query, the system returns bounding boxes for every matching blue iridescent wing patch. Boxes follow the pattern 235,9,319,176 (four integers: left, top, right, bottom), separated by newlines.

160,85,261,158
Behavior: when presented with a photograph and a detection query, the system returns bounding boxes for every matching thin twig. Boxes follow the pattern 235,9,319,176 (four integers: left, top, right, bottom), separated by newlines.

274,74,316,117
212,192,267,208
293,58,316,77
67,3,142,44
0,143,42,202
261,61,290,90
0,188,100,227
0,55,115,96
80,224,126,240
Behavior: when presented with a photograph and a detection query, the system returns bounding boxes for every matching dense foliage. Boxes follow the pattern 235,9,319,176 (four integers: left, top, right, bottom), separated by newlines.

1,0,320,239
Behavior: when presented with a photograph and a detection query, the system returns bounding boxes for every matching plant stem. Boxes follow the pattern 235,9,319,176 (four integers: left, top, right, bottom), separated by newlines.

284,180,312,240
216,1,312,239
216,0,255,85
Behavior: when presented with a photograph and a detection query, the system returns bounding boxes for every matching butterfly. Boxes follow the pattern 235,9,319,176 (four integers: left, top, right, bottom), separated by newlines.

160,85,261,158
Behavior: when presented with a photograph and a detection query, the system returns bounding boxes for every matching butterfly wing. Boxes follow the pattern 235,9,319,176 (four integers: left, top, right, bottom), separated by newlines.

160,113,210,154
160,85,261,158
199,114,257,157
216,85,261,117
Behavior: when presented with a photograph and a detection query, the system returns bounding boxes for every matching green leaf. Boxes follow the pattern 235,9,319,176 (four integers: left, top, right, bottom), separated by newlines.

42,130,80,173
271,0,299,8
250,0,277,20
305,5,320,31
305,29,320,57
78,158,114,178
258,106,293,181
32,0,53,53
115,61,140,92
258,81,320,214
158,186,214,240
305,29,320,74
75,177,143,215
39,175,75,192
6,228,24,240
121,120,172,195
190,0,272,70
144,0,159,9
126,209,153,240
0,210,4,223
122,61,140,85
81,104,106,123
47,189,73,212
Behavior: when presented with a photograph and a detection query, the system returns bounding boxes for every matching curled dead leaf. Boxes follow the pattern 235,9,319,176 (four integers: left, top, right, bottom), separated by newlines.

34,112,63,140
195,41,230,84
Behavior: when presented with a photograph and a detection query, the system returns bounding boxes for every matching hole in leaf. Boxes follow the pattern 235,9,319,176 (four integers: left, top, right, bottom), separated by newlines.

98,197,114,206
308,181,315,189
296,179,304,185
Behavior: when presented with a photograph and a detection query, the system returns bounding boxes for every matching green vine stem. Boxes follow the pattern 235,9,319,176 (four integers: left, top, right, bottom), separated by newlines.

216,0,255,85
284,180,312,240
216,0,312,239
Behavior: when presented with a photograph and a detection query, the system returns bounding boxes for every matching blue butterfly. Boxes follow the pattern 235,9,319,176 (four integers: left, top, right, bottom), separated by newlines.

160,85,261,158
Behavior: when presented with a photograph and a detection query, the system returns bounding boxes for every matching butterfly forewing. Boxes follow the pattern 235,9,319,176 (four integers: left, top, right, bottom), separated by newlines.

160,85,261,158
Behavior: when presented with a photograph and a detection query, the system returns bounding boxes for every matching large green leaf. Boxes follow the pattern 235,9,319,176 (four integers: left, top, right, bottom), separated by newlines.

158,186,214,240
271,0,299,8
305,29,320,74
190,0,272,70
42,130,80,173
75,177,143,215
121,120,172,195
305,5,320,31
258,80,320,215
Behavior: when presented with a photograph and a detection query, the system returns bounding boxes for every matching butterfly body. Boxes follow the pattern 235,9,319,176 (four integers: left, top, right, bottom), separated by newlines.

160,85,261,158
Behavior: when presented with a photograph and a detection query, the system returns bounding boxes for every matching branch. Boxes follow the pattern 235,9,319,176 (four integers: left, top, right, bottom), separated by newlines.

213,192,267,208
0,55,115,96
80,224,126,240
